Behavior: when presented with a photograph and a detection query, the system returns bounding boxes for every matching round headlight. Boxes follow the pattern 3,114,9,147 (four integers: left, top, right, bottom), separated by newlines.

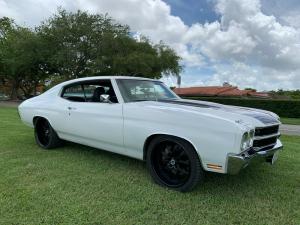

249,129,254,146
240,130,254,151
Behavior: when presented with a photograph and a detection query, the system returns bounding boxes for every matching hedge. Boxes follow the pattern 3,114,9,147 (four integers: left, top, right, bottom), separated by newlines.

183,97,300,118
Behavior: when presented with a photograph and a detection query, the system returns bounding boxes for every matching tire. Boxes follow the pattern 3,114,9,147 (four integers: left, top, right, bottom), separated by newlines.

34,118,63,149
146,135,204,192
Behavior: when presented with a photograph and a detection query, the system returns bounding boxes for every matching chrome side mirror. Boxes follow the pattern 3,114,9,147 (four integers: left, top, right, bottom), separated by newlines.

100,94,112,103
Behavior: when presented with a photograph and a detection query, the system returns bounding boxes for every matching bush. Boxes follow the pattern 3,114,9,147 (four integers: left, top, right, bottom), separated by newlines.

184,97,300,118
0,93,9,101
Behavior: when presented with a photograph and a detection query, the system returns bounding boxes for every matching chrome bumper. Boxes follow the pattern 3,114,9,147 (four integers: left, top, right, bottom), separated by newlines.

226,140,283,175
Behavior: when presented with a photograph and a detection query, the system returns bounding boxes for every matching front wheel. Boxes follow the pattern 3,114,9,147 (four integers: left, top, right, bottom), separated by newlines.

34,118,63,149
146,135,204,192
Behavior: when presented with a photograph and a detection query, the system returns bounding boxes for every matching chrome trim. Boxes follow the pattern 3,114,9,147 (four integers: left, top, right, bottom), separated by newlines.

240,142,277,155
253,143,277,151
253,132,280,140
226,140,283,175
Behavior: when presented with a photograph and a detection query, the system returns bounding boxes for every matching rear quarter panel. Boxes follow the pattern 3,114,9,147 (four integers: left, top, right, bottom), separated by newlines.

18,87,64,130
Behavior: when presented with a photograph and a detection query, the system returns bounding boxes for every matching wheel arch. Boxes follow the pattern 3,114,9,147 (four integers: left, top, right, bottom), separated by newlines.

143,133,203,164
33,116,46,126
33,115,55,129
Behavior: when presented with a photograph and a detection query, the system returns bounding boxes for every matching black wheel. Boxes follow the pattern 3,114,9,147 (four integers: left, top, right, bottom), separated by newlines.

146,135,204,192
34,118,62,149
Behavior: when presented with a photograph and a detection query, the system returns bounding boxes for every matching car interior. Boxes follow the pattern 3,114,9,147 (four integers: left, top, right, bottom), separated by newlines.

61,80,118,103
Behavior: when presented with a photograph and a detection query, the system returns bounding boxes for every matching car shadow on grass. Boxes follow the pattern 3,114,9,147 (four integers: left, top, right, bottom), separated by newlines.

194,161,280,196
60,141,147,173
57,141,280,196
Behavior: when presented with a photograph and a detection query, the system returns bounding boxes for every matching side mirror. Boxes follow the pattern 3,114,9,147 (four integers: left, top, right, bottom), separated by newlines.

100,94,112,103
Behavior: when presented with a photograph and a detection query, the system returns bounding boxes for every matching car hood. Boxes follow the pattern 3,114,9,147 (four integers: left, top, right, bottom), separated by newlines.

135,99,280,128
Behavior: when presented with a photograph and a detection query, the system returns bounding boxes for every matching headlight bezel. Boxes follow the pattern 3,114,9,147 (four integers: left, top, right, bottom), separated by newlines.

240,130,254,152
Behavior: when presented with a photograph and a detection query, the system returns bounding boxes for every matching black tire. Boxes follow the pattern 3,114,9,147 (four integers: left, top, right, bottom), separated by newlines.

34,118,63,149
146,135,204,192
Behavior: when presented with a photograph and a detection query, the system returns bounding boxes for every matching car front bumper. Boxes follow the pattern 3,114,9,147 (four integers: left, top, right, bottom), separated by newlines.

226,140,283,175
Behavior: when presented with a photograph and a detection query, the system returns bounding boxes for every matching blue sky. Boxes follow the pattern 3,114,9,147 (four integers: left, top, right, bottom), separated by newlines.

166,0,300,28
161,0,220,87
162,0,300,90
160,0,300,89
164,0,219,25
1,0,300,90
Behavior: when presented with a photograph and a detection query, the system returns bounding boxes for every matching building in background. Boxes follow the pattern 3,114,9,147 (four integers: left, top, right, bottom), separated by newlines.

174,84,270,98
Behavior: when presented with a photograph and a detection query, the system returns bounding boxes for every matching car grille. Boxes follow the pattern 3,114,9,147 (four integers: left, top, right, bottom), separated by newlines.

253,125,280,151
255,125,279,136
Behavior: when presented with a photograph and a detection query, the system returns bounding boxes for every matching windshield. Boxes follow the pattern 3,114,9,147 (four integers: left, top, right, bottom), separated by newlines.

116,79,179,102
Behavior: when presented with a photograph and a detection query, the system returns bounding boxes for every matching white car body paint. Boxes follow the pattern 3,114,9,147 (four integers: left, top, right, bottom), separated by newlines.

18,76,282,173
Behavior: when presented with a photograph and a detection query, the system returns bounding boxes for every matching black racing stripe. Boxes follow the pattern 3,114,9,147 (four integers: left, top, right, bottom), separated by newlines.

243,113,279,124
157,99,219,108
158,99,278,124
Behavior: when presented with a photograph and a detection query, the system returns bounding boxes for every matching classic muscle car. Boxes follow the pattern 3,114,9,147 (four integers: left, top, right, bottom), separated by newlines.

18,76,283,192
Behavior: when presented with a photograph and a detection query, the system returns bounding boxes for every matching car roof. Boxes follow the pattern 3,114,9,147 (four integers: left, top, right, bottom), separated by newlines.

57,76,157,87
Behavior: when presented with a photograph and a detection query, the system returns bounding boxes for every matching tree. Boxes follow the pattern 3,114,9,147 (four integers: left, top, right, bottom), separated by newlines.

38,9,181,82
244,87,256,91
0,21,48,98
0,17,15,86
270,89,300,100
0,9,182,98
0,17,14,39
38,9,129,80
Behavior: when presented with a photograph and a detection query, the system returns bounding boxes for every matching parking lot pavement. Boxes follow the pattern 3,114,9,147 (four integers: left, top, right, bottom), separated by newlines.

280,124,300,136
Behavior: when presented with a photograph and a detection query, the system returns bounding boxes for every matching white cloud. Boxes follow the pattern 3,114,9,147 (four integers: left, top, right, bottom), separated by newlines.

208,63,300,90
0,0,76,26
185,0,300,70
77,0,187,42
180,0,300,90
0,0,300,90
0,0,17,20
184,21,257,61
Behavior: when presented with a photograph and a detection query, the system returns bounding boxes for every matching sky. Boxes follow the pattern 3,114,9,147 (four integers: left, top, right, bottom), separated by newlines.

1,0,300,90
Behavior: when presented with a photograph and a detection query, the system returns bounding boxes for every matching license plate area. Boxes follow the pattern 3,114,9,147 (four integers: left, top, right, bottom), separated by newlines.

271,151,279,165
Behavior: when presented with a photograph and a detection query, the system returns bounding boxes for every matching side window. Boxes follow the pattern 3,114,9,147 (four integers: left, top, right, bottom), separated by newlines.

83,85,97,99
62,80,118,103
62,84,85,102
82,84,106,102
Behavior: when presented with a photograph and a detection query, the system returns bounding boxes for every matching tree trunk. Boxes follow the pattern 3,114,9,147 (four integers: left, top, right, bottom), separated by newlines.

10,79,20,100
33,80,38,96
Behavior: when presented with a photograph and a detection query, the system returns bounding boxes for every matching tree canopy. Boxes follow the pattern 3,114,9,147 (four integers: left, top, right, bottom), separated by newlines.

0,9,182,99
0,18,48,98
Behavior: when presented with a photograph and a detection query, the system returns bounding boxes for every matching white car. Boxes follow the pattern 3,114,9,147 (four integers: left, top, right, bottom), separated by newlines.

18,76,283,192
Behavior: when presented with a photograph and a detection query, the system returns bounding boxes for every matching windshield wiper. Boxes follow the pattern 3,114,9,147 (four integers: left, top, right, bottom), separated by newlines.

131,99,152,102
132,98,179,102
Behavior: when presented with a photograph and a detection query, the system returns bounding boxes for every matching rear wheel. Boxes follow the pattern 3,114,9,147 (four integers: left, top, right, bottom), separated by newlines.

146,135,204,192
34,118,62,149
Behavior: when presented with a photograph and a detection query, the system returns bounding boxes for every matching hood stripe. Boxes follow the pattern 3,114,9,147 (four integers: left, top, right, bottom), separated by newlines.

158,99,279,125
158,99,219,108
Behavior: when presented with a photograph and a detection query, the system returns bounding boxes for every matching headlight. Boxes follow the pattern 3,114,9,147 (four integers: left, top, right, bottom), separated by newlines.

240,130,254,151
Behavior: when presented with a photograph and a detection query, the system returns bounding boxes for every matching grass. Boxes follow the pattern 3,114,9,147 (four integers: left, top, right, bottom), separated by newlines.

0,107,299,225
281,117,300,125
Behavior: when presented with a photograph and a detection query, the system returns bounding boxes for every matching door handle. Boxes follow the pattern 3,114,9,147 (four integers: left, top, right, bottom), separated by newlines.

67,107,77,110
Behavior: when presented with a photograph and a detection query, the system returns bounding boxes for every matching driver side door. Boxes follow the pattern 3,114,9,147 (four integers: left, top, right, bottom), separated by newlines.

60,79,124,154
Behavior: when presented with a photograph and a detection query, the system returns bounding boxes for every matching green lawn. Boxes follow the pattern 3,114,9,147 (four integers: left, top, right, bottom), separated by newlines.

281,117,300,125
0,107,299,225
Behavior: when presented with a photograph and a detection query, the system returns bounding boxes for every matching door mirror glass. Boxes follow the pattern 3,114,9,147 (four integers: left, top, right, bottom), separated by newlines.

100,94,111,103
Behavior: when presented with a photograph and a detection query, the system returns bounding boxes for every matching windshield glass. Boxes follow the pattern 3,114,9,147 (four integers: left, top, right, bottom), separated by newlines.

116,79,179,102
